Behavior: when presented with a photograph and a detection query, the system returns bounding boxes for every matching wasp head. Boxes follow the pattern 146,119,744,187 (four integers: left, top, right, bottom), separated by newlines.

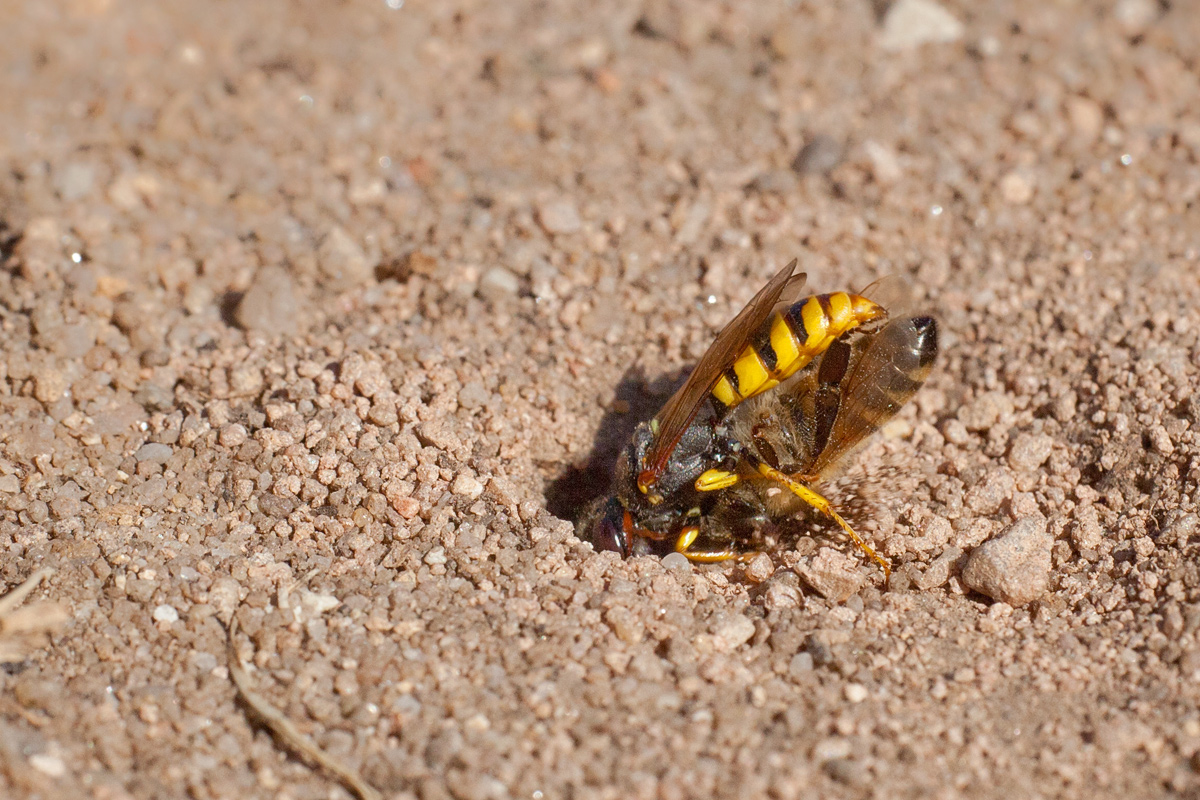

579,415,722,558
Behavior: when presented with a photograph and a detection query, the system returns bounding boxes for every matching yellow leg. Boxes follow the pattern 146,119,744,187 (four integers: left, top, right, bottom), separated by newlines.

755,462,891,578
674,526,754,563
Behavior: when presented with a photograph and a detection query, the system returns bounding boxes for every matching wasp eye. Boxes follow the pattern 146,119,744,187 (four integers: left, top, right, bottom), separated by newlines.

589,498,629,557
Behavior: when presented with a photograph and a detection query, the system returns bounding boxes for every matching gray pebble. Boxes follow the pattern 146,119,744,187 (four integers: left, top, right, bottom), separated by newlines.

451,473,484,499
791,134,843,175
477,267,520,303
135,443,174,464
317,226,372,288
134,383,176,413
605,607,644,644
958,391,1014,432
750,170,798,195
961,517,1052,606
54,161,97,200
743,552,774,583
218,423,249,448
795,556,864,603
710,613,755,652
1069,505,1103,553
964,467,1014,515
763,579,803,611
789,651,814,677
535,200,582,235
32,366,69,405
458,380,491,411
236,266,299,336
1007,432,1054,472
914,546,963,590
661,552,690,571
879,0,964,52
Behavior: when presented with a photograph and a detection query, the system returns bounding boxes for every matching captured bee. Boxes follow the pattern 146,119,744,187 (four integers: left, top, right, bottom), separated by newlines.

581,259,938,575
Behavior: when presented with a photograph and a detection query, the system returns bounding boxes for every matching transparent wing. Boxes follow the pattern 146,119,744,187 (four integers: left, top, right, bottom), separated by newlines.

856,274,918,317
641,260,806,487
809,315,938,479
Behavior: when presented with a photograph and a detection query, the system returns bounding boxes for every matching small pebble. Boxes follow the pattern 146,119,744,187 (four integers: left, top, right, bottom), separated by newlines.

1069,506,1104,553
915,546,964,591
961,517,1052,606
812,737,853,762
33,366,69,405
1066,96,1103,142
208,578,242,620
458,380,491,411
743,553,774,583
662,552,690,570
536,200,582,235
1007,432,1054,472
478,266,520,303
135,443,173,464
451,473,484,500
710,613,755,652
605,607,645,644
791,134,843,175
218,423,248,448
941,418,970,445
298,590,341,615
879,0,964,51
958,391,1014,431
863,140,902,184
1147,424,1174,456
1163,512,1198,547
764,580,802,611
29,753,67,778
789,651,814,677
235,266,299,336
317,226,372,288
393,496,422,520
964,467,1014,515
1000,170,1035,205
152,604,180,624
843,683,869,703
795,551,863,603
1113,0,1158,33
55,161,96,200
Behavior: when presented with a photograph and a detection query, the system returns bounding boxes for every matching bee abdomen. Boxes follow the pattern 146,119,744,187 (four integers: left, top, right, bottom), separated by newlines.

711,292,885,409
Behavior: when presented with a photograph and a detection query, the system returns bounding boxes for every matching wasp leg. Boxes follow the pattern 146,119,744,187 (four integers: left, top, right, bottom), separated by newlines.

673,526,756,564
754,462,891,578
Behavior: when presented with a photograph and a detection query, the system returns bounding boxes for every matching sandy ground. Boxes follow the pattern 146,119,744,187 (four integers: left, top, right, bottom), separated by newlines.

1,0,1199,798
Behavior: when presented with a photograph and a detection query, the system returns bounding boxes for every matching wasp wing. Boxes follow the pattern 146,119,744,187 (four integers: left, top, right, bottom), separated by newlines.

641,260,806,486
809,315,938,479
856,274,918,316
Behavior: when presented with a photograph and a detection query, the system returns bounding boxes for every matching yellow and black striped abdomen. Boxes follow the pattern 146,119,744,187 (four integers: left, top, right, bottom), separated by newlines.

711,292,885,409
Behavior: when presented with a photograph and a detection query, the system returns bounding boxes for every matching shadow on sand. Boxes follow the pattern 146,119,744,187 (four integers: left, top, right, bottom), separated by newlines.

544,365,688,533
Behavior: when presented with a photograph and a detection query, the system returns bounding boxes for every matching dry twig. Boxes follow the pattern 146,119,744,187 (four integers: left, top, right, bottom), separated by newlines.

225,618,382,800
0,568,68,664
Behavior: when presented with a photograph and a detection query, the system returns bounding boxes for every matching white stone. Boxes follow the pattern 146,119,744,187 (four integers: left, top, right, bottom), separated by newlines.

29,753,66,778
844,683,869,703
880,0,964,51
451,473,484,500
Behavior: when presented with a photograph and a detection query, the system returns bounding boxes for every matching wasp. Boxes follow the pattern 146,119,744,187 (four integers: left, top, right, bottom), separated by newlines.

581,259,938,576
